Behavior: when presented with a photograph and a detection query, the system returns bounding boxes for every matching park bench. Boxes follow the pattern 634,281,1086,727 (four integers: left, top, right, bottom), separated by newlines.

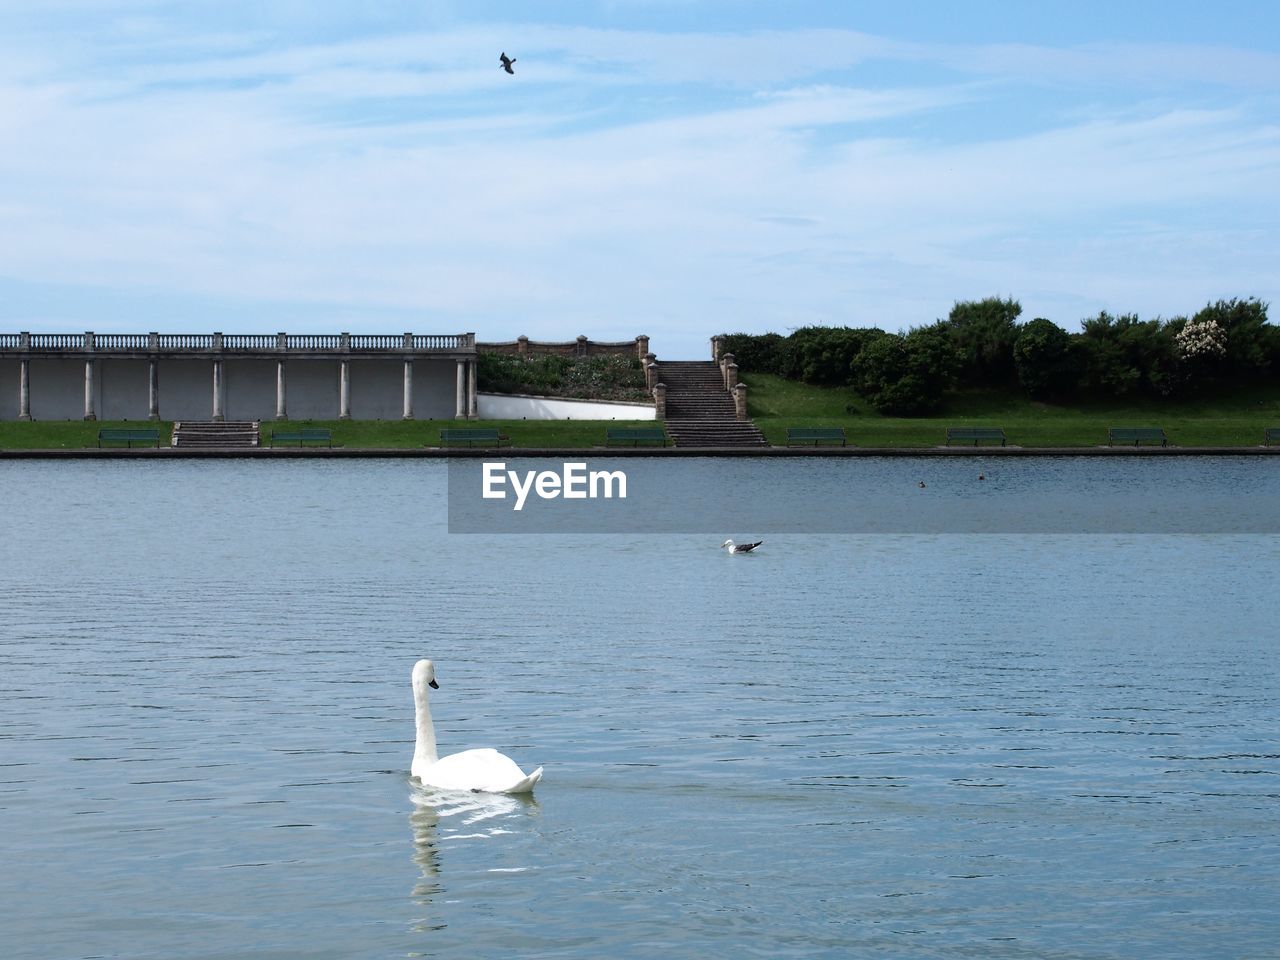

1108,427,1167,447
269,428,332,447
786,427,847,447
945,427,1006,447
605,427,667,447
439,427,509,447
97,428,160,448
1265,427,1280,446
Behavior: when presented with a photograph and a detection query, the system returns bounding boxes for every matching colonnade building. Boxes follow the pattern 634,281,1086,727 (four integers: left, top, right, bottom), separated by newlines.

0,332,479,421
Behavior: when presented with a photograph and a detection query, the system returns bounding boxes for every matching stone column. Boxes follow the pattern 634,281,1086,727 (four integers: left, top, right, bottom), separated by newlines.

468,360,478,418
636,334,650,358
402,359,414,420
455,359,467,419
725,362,739,390
339,360,351,420
711,335,723,361
83,359,97,421
275,360,287,421
517,335,529,357
18,359,31,421
653,382,666,420
721,353,736,389
733,383,748,420
148,359,159,421
211,359,224,421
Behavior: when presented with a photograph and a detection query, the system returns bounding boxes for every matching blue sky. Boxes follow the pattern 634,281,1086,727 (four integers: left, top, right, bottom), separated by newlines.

1,1,1277,358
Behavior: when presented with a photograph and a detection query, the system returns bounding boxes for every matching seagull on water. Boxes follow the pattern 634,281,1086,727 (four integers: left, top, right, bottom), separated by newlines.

721,539,763,554
500,52,516,74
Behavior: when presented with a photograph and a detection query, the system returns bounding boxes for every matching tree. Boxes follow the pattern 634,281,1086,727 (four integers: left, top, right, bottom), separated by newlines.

1078,312,1176,398
778,326,883,385
944,297,1023,387
851,324,959,415
1188,298,1270,380
1013,318,1082,399
719,332,785,375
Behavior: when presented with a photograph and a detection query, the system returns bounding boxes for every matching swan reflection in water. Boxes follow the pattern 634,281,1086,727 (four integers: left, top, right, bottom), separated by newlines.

408,783,539,933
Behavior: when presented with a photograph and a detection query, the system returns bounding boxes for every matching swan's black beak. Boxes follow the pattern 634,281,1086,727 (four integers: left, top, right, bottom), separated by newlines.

429,679,439,689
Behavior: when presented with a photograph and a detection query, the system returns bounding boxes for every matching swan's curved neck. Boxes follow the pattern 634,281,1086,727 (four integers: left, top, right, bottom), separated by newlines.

413,685,438,766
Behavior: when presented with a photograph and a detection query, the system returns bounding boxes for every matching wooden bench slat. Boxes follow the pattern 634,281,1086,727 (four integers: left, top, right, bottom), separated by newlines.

786,427,846,446
439,428,510,447
98,428,161,448
945,427,1006,446
269,428,332,447
606,427,667,446
1108,427,1167,447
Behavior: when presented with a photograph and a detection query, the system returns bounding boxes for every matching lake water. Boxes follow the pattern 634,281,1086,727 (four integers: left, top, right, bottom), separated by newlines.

2,458,1278,959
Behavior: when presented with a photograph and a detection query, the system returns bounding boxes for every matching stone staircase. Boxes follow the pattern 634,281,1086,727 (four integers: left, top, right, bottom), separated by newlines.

659,361,768,448
171,420,261,448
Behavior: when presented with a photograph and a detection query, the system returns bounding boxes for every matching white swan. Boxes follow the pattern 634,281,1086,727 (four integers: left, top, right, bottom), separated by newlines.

410,659,543,794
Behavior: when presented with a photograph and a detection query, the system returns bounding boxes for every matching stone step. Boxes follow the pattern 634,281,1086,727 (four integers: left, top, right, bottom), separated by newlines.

664,419,769,448
172,420,261,448
655,360,766,446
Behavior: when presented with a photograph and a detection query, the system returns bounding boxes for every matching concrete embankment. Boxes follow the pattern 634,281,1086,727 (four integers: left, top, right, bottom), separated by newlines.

2,446,1279,459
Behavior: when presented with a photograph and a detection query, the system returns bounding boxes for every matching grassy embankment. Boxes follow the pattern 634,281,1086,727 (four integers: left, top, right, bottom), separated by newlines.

3,380,1279,449
745,374,1280,447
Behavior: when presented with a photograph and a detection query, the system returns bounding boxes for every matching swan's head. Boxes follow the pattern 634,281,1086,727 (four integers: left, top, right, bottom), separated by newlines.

412,659,440,691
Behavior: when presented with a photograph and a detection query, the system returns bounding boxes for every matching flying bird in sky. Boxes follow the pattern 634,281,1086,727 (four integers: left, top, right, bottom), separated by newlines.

500,52,516,75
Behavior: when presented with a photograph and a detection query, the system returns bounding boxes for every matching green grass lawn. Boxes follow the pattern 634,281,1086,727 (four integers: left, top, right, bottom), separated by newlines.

4,381,1280,449
264,419,655,448
0,420,174,449
0,419,659,450
744,374,1280,447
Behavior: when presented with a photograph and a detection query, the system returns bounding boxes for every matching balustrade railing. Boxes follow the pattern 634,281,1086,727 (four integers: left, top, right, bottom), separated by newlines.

94,334,151,350
2,332,473,353
222,334,278,350
286,334,342,350
351,334,401,350
157,334,214,350
29,333,87,349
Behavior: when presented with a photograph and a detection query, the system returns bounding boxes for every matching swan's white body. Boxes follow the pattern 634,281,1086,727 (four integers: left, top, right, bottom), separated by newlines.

721,539,763,554
410,659,543,794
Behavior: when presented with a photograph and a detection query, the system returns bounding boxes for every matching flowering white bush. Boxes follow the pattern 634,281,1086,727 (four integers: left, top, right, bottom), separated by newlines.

1175,317,1227,361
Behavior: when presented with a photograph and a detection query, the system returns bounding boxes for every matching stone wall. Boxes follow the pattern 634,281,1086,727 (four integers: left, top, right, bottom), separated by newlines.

478,334,650,359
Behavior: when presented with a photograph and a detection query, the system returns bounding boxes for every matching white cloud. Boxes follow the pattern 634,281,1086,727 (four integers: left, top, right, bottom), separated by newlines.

0,19,1276,352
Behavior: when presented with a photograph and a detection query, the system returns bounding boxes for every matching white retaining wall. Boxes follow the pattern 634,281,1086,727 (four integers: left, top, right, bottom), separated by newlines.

477,393,655,420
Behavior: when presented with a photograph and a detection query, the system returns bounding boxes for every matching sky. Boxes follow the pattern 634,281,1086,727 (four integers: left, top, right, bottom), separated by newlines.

0,1,1277,359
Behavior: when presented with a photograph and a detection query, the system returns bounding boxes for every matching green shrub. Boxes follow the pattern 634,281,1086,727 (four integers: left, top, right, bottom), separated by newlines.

1189,298,1270,380
851,325,957,415
477,353,649,402
1014,318,1083,399
944,297,1023,386
781,326,886,385
720,332,786,374
1079,312,1177,398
